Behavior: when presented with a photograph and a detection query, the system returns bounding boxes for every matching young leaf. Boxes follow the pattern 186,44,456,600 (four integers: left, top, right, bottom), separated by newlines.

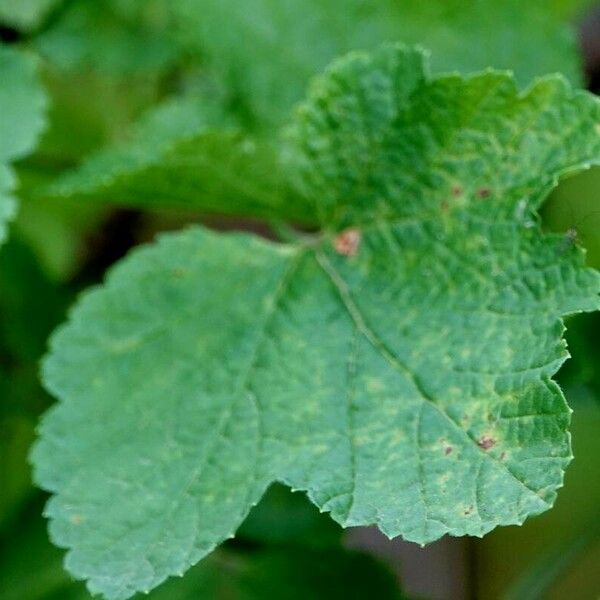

0,46,47,244
33,45,600,599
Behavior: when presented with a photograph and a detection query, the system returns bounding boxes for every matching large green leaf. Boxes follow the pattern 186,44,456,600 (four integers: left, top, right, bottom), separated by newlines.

0,46,47,244
171,0,589,129
32,46,600,599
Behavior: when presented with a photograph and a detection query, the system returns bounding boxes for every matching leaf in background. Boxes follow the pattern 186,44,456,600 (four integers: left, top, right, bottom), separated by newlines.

237,483,341,547
32,45,600,599
0,168,16,247
45,95,314,224
12,58,170,281
0,238,67,362
0,46,47,244
0,511,404,600
42,0,593,221
0,48,48,164
0,0,59,31
33,0,179,76
170,0,589,129
190,547,407,600
557,313,600,398
549,0,600,19
543,166,600,269
476,403,600,598
0,238,67,528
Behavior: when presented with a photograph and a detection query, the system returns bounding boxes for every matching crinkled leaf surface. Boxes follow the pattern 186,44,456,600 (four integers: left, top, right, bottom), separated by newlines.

171,0,587,128
0,46,47,244
33,46,600,599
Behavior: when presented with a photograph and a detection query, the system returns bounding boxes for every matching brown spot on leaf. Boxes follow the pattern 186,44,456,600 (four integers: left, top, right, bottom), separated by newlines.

477,188,491,199
452,185,463,197
463,506,474,516
444,445,453,456
478,436,496,450
441,200,450,213
71,514,83,525
334,228,362,257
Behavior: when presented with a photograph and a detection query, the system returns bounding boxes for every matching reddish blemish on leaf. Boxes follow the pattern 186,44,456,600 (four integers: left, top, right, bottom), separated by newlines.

334,228,362,257
478,436,496,450
477,188,491,199
444,445,453,455
71,514,83,525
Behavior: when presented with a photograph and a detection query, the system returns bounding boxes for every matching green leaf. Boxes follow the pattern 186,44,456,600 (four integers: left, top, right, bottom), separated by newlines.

0,0,58,31
0,166,16,246
46,95,314,224
543,166,600,269
171,0,588,129
286,46,600,228
33,0,178,76
549,0,599,19
174,547,407,600
0,48,47,163
0,238,67,528
45,0,590,219
33,45,600,599
236,483,341,547
0,46,47,244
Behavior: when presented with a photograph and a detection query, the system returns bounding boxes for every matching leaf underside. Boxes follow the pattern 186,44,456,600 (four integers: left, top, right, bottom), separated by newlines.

33,45,600,599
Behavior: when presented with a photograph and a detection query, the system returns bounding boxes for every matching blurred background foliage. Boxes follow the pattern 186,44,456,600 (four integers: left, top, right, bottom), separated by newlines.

0,0,600,598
